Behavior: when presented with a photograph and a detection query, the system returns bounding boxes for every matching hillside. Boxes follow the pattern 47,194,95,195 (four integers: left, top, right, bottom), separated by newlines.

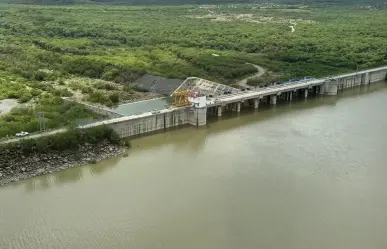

0,3,386,138
1,0,386,5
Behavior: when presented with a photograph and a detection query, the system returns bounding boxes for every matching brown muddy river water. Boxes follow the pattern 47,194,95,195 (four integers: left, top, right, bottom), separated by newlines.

1,83,387,249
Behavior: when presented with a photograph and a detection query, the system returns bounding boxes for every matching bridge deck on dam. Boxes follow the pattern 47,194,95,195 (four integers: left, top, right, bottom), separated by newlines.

79,65,387,138
331,65,387,80
207,78,326,106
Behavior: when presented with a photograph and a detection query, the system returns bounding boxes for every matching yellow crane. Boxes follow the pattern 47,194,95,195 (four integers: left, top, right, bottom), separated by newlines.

171,90,191,107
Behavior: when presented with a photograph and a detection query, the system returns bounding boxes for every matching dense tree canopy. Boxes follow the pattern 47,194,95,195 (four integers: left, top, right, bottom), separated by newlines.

0,3,386,83
1,0,386,5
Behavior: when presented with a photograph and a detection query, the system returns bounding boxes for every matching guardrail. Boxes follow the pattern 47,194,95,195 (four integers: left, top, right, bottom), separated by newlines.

214,79,324,101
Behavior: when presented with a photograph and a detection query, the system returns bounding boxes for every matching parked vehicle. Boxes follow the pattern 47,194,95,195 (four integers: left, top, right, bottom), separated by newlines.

16,131,29,137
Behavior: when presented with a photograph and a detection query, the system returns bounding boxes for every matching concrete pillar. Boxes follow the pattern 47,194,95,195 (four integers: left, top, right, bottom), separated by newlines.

236,102,241,112
254,98,259,109
364,72,370,84
270,95,277,105
324,80,338,95
289,92,293,101
196,108,207,126
217,106,222,117
319,85,324,94
304,89,308,98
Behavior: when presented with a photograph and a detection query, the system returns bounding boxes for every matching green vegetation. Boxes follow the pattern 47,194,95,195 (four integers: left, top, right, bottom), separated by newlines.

1,0,386,5
246,72,286,86
0,4,385,84
0,95,103,137
0,3,386,138
0,126,120,167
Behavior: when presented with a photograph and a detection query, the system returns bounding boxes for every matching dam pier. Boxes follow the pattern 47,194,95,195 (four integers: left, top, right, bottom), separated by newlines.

84,66,387,138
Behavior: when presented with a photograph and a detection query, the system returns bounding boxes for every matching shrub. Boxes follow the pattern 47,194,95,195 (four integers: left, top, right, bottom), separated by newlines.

123,85,134,93
102,68,120,81
22,71,34,80
109,92,119,103
7,91,19,99
104,84,116,91
88,91,107,103
81,86,93,94
53,88,73,97
121,139,131,148
94,82,116,91
132,85,149,92
31,89,42,97
19,94,32,103
5,116,16,122
105,100,114,107
34,71,48,81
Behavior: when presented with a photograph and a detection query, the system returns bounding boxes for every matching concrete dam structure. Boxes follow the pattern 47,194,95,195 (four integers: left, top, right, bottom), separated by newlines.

84,66,387,138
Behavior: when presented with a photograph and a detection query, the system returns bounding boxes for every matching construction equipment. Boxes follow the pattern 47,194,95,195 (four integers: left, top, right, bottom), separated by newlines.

171,90,191,107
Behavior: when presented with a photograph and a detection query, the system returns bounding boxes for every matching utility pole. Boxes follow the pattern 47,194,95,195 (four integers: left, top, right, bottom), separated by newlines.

37,112,45,132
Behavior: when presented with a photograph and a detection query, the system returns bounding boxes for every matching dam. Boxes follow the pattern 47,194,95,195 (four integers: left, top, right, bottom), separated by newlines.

83,66,387,138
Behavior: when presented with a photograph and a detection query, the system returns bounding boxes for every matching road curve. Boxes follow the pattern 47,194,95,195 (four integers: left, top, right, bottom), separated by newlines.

236,63,266,88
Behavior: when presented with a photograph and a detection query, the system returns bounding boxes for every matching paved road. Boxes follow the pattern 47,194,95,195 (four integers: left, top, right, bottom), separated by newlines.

1,128,67,144
209,78,326,106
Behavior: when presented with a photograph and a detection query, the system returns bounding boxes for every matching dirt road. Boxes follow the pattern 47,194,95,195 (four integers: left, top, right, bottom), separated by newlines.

236,63,266,88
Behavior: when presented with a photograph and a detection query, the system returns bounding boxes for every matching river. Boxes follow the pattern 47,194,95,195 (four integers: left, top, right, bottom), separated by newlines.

1,83,387,249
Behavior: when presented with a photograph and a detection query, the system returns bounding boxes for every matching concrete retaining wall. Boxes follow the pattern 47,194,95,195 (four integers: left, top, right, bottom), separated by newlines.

336,68,387,91
108,109,189,138
369,69,387,82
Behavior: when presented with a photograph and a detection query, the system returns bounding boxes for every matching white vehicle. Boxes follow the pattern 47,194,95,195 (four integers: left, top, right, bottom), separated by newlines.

16,131,29,137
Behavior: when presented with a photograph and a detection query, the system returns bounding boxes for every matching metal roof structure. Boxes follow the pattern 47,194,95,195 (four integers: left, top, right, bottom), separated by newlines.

172,77,239,97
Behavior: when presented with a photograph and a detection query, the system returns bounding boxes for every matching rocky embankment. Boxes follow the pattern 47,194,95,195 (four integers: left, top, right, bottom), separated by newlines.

0,141,127,186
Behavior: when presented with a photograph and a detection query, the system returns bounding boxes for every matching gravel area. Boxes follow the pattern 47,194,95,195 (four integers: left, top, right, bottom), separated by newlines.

0,99,18,115
134,75,184,96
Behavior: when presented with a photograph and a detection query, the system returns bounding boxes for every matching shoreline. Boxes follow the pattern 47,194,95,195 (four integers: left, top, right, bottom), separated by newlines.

0,141,127,186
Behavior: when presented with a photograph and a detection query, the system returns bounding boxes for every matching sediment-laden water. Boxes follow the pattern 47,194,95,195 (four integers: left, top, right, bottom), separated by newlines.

1,83,387,249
